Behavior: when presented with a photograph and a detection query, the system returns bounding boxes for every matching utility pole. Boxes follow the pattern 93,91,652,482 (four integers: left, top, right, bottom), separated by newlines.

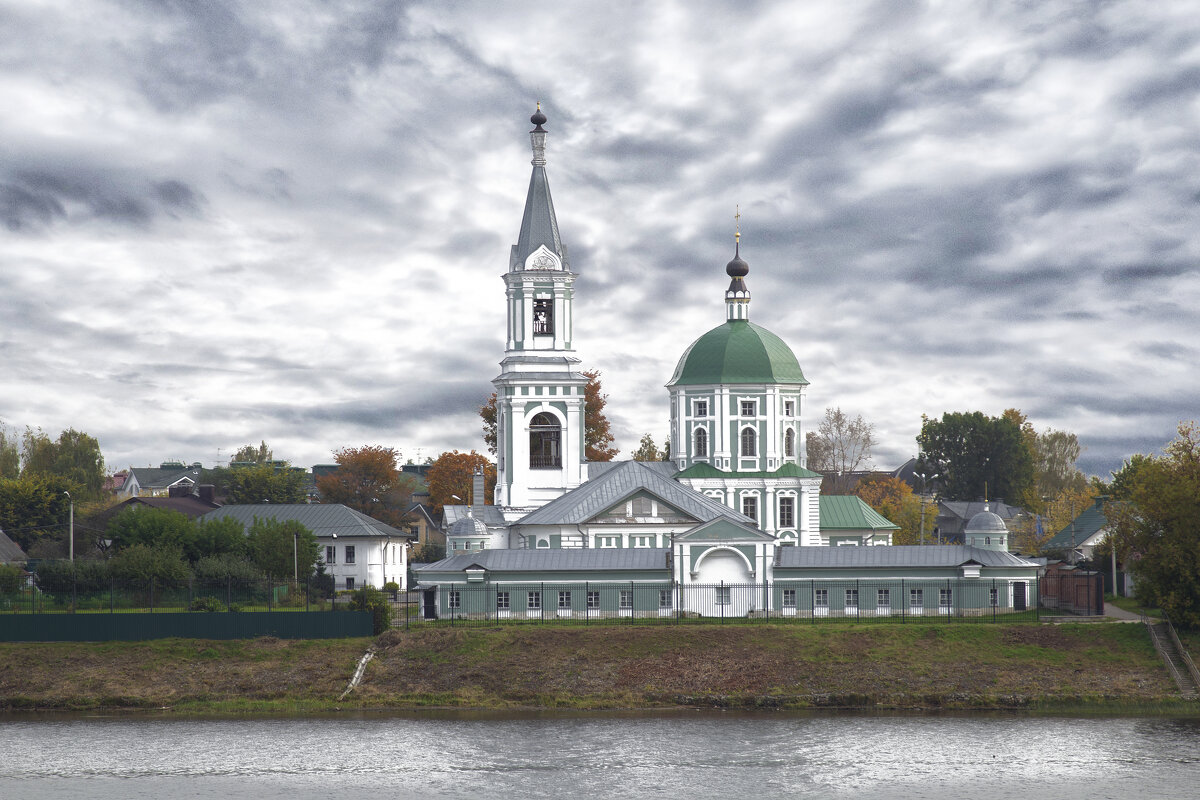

914,471,939,545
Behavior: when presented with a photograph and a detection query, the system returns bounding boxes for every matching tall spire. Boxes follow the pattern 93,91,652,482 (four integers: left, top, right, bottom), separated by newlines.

725,206,750,321
511,103,566,272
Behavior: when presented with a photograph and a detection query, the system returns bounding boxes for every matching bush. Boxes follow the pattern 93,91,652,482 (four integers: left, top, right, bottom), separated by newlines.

383,580,400,596
348,586,392,634
189,596,225,613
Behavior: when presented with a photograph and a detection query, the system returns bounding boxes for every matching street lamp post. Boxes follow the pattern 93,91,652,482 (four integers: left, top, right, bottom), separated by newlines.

63,491,74,562
913,472,939,546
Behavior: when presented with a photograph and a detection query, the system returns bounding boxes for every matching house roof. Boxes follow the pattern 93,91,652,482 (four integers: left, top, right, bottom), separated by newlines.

199,504,415,539
1045,498,1111,549
588,460,677,480
516,460,753,527
777,545,1036,569
128,466,202,489
667,320,808,387
675,462,823,480
0,528,27,563
91,495,222,528
818,496,900,531
416,547,670,573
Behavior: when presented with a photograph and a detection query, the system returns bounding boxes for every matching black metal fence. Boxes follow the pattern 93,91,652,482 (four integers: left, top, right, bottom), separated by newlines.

410,577,1043,626
0,575,355,615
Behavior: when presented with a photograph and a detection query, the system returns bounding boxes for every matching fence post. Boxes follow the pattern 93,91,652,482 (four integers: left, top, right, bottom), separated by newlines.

110,576,114,614
811,579,815,624
150,576,155,613
631,580,635,625
71,570,77,614
901,579,906,623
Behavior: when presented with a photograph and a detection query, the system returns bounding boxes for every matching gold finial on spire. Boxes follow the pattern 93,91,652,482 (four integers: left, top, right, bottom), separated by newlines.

734,204,741,244
536,100,541,112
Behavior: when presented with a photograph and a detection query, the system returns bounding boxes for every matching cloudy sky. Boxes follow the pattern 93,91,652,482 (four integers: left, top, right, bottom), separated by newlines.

2,0,1197,479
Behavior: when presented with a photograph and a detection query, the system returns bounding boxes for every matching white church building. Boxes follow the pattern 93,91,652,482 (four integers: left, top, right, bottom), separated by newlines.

416,108,1039,619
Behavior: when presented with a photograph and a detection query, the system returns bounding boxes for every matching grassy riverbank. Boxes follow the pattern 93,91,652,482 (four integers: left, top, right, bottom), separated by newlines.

1,622,1193,713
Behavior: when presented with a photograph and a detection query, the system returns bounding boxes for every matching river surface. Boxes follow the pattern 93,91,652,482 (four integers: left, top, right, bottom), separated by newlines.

2,711,1199,799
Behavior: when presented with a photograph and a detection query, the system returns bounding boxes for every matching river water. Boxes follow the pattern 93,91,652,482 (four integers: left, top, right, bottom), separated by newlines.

2,712,1199,799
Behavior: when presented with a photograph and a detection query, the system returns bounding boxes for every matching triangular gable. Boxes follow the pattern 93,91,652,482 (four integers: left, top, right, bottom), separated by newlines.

588,488,698,524
676,517,773,542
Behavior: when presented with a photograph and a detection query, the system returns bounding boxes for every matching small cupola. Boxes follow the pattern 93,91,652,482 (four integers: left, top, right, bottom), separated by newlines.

964,504,1009,551
725,215,751,321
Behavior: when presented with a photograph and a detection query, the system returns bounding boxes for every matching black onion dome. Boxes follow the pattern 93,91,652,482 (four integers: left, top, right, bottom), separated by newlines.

531,107,547,129
726,244,749,278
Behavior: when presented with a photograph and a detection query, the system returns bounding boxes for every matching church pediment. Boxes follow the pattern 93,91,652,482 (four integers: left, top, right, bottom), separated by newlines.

676,518,773,542
588,489,697,525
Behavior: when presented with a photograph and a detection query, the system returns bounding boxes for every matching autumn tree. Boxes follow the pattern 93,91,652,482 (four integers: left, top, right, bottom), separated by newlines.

18,427,106,500
315,445,417,527
1009,482,1098,554
854,475,925,545
631,433,668,462
1106,422,1200,627
1001,409,1086,509
480,371,617,461
916,411,1035,505
426,450,496,515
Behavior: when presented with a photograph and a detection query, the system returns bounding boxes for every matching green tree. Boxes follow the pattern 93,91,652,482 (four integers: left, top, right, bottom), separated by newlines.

631,433,668,461
49,428,106,499
479,371,617,461
232,440,273,464
0,421,19,479
916,411,1035,506
245,517,319,579
224,463,307,504
106,506,196,553
192,552,264,583
315,445,417,526
1106,422,1200,627
0,473,76,552
109,544,191,589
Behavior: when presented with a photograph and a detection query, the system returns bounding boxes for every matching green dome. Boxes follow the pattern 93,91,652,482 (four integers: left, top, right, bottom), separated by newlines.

668,320,808,386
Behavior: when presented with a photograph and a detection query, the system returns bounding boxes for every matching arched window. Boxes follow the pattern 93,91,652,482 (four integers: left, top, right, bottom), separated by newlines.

529,412,561,468
740,427,757,457
784,428,795,457
694,427,708,457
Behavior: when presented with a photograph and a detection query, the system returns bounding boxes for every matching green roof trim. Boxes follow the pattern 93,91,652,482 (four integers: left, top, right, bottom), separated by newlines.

667,320,808,386
818,496,900,530
674,462,823,480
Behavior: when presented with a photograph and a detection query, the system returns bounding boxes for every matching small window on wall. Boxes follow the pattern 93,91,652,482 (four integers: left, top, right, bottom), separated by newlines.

345,577,355,590
694,399,709,418
344,546,356,564
784,428,796,457
619,590,633,609
740,400,756,417
532,299,554,335
778,496,795,528
742,495,758,521
659,590,673,609
694,427,708,457
740,427,757,457
447,590,461,610
325,546,336,565
715,587,731,606
784,400,795,417
587,591,600,609
527,590,542,610
782,589,797,608
496,592,510,610
558,591,571,609
529,412,561,469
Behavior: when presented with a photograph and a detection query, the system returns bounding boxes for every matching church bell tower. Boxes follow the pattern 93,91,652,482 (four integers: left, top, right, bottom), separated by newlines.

492,106,588,511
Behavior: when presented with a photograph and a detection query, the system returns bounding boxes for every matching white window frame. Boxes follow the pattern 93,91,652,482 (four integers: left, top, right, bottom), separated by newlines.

325,545,336,565
496,591,510,611
558,590,571,610
447,589,460,610
715,586,731,606
778,495,795,528
740,426,757,457
694,399,709,418
344,545,356,565
845,588,859,611
694,426,708,457
783,400,795,417
742,494,758,521
527,590,541,610
587,591,601,610
740,399,756,417
782,589,797,608
658,589,673,609
814,588,829,608
619,590,633,609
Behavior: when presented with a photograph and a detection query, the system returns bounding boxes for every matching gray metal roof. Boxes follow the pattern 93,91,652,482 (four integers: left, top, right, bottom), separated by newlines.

0,529,27,563
512,161,567,271
449,516,489,537
587,461,677,480
443,504,508,527
129,466,200,489
199,504,414,539
416,547,670,573
517,460,753,526
777,545,1037,570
